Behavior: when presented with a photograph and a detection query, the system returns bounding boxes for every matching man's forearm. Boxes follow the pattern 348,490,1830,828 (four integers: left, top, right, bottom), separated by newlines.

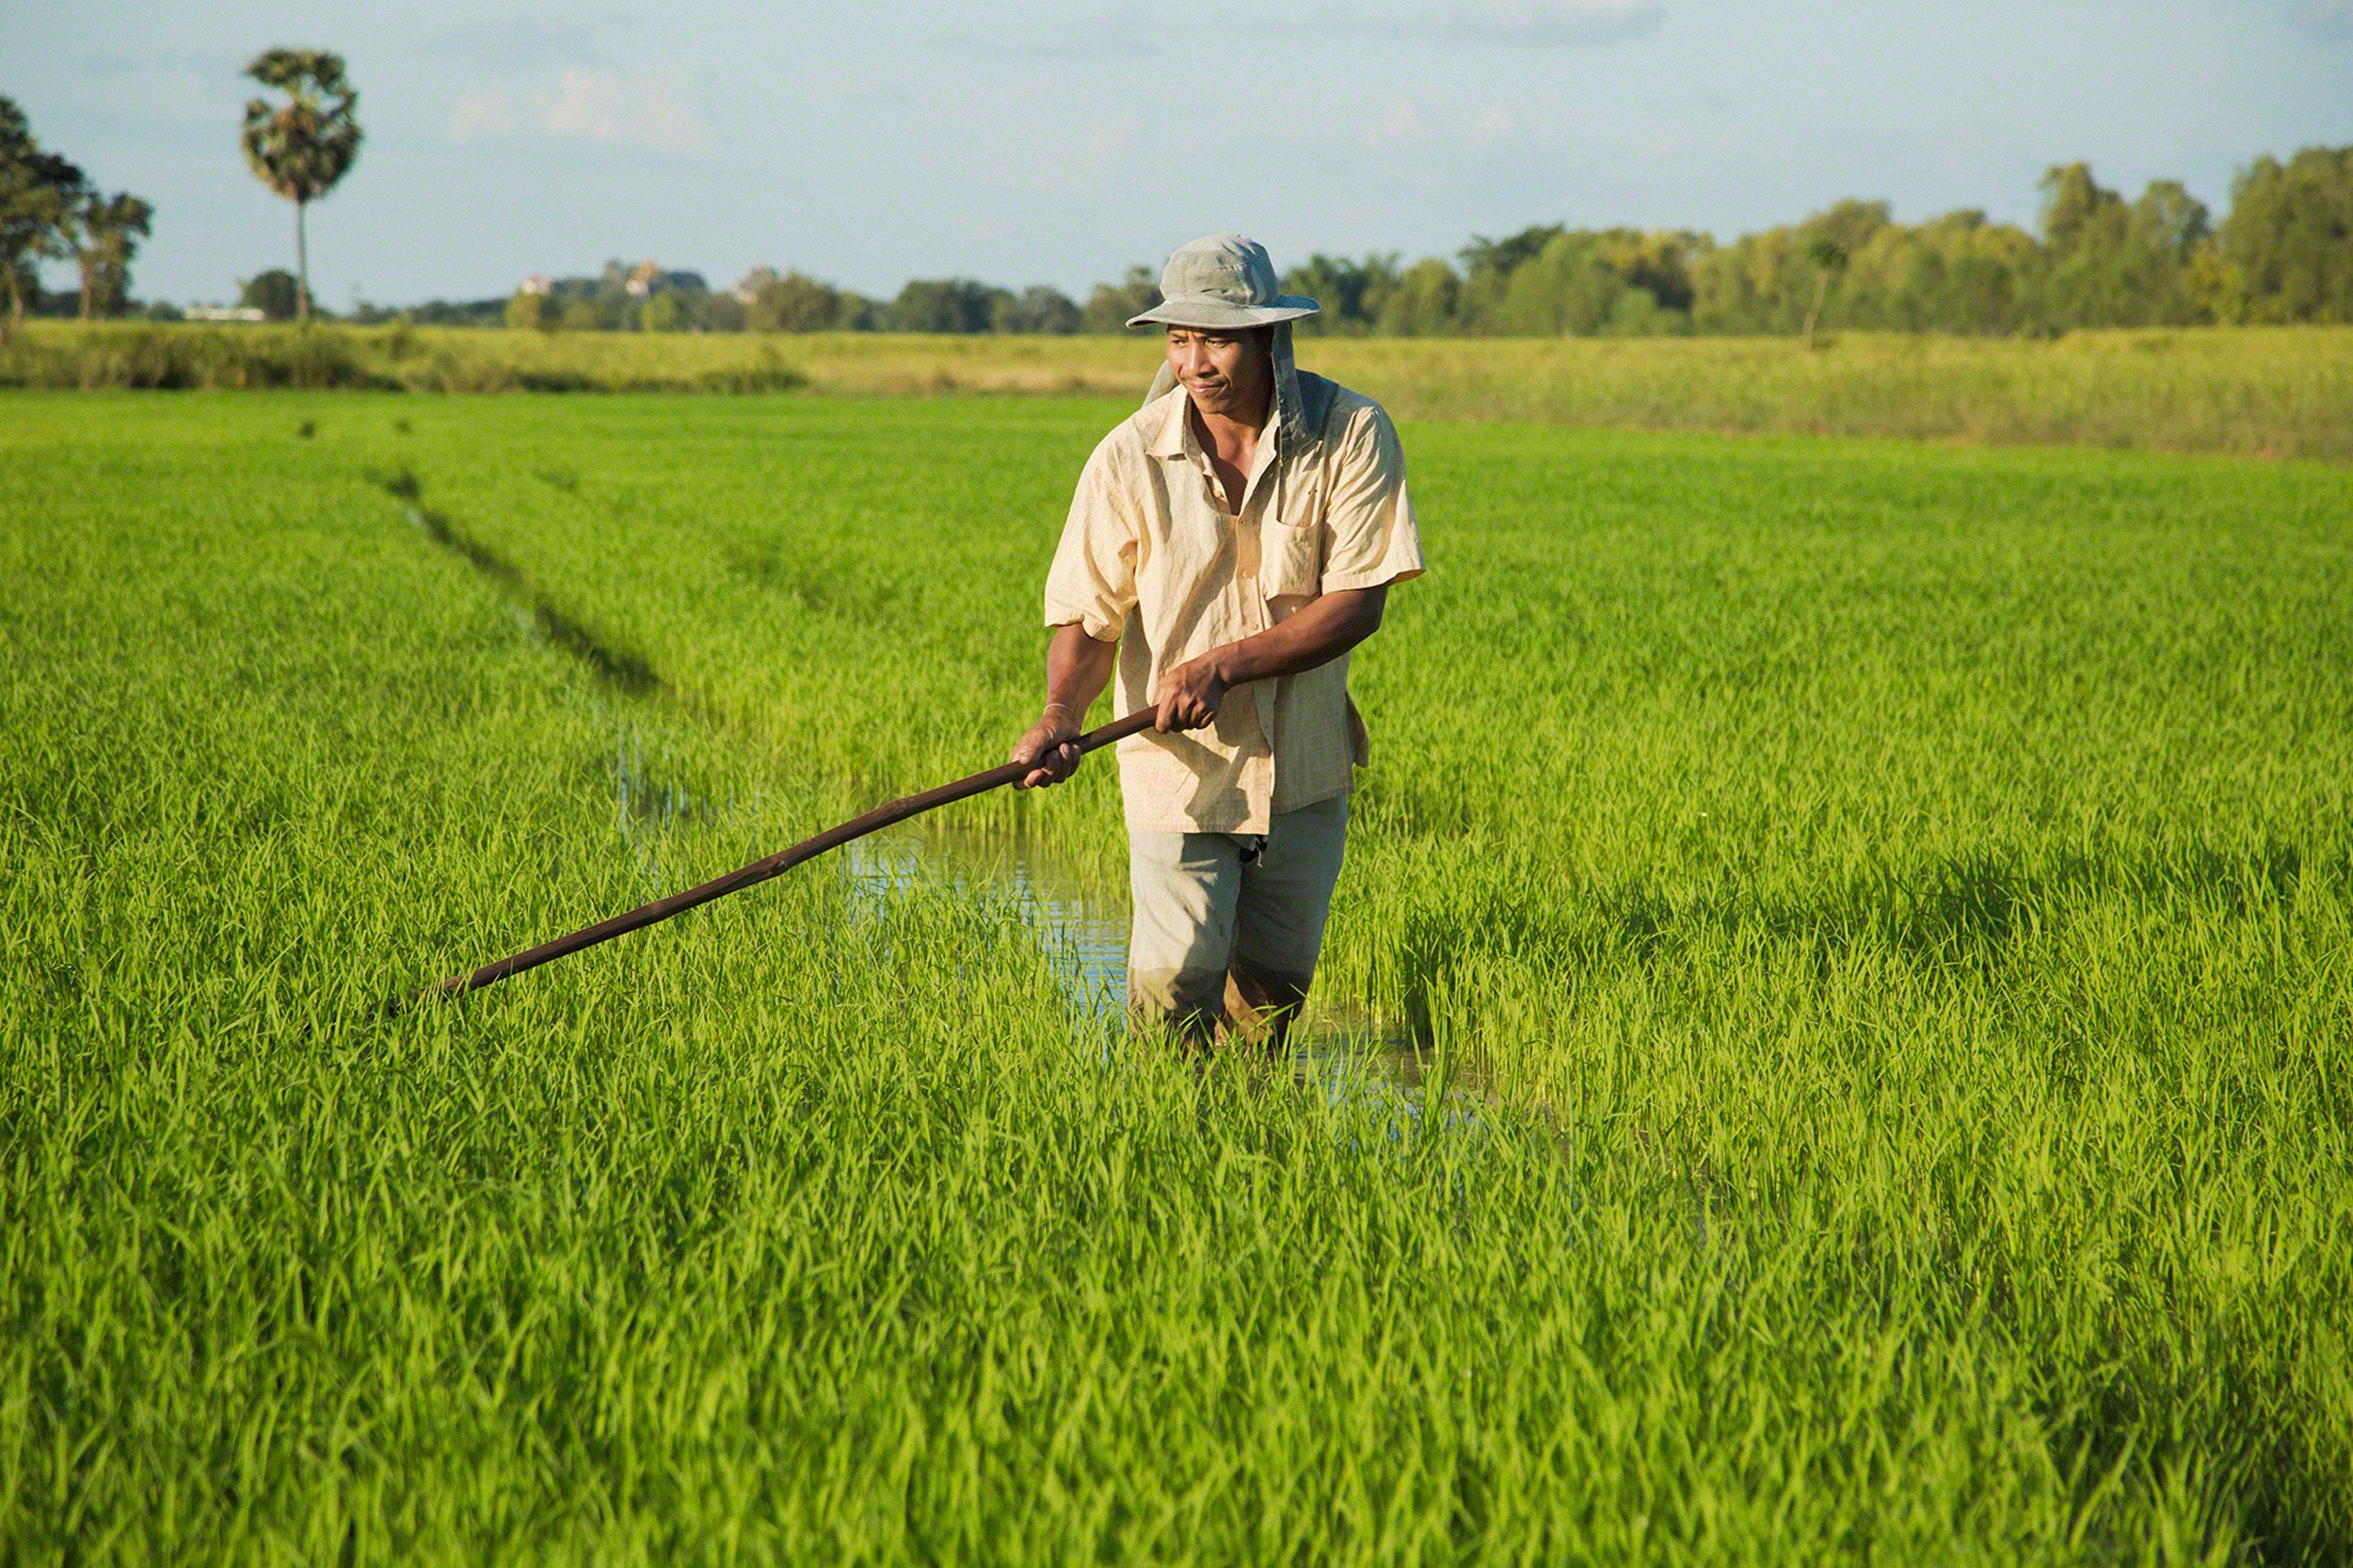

1044,621,1119,718
1209,586,1387,688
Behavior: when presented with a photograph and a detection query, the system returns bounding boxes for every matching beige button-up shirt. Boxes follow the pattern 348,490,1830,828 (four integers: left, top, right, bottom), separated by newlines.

1043,376,1424,834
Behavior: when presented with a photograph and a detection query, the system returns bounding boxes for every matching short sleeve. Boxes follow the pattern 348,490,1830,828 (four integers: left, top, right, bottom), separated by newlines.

1320,404,1424,594
1043,439,1139,641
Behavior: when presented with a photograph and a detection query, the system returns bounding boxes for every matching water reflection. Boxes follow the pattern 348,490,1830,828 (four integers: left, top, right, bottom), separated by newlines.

841,826,1128,1014
612,736,718,833
593,749,1477,1116
839,823,1460,1109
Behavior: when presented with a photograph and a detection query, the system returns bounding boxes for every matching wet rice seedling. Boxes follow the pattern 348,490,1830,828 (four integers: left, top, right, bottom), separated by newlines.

3,391,2348,1563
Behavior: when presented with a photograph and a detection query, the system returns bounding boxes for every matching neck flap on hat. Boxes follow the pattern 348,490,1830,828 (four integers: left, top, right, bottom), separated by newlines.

1142,323,1325,450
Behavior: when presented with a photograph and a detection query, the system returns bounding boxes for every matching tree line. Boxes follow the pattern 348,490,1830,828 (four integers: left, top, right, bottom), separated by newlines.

479,149,2353,338
450,264,1167,336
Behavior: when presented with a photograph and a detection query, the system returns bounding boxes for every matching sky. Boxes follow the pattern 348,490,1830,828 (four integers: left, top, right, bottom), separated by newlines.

7,0,2349,309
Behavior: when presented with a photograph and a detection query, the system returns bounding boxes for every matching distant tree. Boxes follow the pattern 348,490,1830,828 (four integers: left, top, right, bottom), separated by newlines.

1469,230,1694,337
1805,200,1892,261
240,268,301,321
0,96,86,335
2217,145,2353,324
890,278,1002,333
1690,228,1795,334
2038,164,2118,253
1083,266,1160,333
240,49,362,325
2026,165,2216,328
1457,225,1563,331
640,292,682,331
2035,163,2132,328
65,190,152,318
558,296,604,332
2126,179,2212,325
1801,235,1848,348
504,289,549,330
1495,232,1624,335
1616,230,1705,314
702,291,746,332
1377,257,1462,335
1687,202,1883,340
746,270,842,332
1460,226,1564,278
834,292,881,331
1833,209,2037,334
404,296,505,327
1281,253,1400,335
993,284,1082,334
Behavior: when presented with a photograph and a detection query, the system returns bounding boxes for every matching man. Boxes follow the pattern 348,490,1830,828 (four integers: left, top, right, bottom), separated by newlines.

1009,233,1423,1048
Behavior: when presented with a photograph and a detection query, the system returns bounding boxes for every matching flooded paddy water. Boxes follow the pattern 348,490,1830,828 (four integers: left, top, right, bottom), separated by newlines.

607,734,1468,1114
837,822,1462,1109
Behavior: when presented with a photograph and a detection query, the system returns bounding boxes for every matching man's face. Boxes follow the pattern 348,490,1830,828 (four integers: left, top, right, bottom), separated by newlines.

1165,326,1273,421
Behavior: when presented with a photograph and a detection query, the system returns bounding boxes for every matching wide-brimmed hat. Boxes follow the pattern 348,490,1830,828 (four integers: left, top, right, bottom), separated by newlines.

1127,233,1320,330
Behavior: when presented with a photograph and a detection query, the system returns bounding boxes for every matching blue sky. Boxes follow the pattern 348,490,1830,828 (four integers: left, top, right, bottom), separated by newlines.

7,0,2348,308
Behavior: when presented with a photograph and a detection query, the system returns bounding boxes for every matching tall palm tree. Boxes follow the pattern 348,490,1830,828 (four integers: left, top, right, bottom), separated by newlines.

67,191,154,319
240,49,360,325
1801,236,1849,350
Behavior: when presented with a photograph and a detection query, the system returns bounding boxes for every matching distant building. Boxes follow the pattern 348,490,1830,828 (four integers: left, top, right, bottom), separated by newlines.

621,261,706,298
519,273,553,296
185,306,267,323
734,265,780,305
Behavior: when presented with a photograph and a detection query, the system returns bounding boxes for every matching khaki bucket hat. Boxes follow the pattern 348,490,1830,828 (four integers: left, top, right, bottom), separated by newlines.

1127,233,1320,330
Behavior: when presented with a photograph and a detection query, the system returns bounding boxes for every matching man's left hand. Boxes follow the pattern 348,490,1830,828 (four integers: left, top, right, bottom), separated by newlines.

1155,654,1226,732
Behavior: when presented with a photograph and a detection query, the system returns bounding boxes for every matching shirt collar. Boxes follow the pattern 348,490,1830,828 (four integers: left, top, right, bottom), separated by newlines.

1147,383,1286,472
1146,386,1190,460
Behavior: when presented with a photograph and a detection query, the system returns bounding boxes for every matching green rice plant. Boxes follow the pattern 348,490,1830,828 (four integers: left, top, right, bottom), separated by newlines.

7,319,2352,459
1,391,2347,1563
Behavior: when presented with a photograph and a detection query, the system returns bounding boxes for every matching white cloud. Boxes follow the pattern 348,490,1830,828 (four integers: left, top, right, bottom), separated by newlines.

540,69,710,153
443,70,711,155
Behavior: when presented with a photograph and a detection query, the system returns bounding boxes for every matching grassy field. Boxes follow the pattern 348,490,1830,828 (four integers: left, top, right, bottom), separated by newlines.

4,391,2349,1563
7,318,2353,460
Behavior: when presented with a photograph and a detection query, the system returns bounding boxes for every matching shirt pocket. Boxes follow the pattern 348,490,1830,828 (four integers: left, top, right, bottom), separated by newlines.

1259,519,1322,605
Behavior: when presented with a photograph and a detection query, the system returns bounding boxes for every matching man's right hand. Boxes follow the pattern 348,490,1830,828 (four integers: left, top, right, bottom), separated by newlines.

1011,703,1083,790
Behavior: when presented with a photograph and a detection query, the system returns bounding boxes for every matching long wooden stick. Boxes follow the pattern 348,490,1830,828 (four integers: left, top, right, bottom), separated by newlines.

417,709,1157,1001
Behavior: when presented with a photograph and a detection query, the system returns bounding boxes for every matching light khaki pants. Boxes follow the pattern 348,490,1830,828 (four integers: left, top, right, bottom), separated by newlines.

1126,793,1350,1039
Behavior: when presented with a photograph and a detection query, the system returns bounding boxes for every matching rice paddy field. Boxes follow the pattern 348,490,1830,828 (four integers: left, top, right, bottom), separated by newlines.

9,320,2353,460
4,388,2350,1563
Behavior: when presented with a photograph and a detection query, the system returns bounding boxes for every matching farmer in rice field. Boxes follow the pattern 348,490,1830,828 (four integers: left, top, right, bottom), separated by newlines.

1009,233,1424,1048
